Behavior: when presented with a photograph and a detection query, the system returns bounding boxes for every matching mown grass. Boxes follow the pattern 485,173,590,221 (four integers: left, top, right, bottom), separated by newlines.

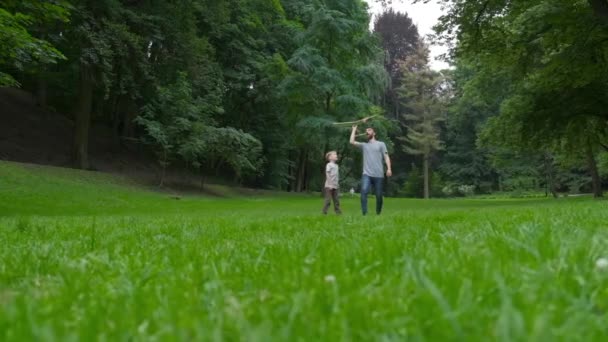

1,161,608,341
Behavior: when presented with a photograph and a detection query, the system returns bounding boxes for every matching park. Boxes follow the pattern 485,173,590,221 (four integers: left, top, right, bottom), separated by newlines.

3,0,608,340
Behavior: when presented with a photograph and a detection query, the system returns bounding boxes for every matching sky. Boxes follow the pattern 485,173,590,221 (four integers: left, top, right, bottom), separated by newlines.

364,0,450,70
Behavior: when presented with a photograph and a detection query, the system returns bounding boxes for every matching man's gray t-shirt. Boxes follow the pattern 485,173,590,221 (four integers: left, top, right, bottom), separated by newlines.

358,141,387,178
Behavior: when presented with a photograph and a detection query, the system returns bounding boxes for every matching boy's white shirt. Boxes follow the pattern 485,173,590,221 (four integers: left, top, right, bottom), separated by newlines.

325,161,339,189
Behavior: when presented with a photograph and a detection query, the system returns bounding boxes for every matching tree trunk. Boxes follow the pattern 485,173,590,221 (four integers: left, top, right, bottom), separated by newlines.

544,153,559,198
122,105,137,140
586,140,603,198
303,165,308,192
423,154,430,199
110,95,122,147
37,76,48,110
393,91,399,120
73,64,93,170
159,164,166,187
159,150,168,187
200,172,206,190
287,151,294,192
589,0,608,22
296,149,308,192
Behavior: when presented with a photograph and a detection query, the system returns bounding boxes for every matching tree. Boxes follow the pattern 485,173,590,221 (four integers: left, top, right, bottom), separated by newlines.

373,9,419,118
196,127,264,185
398,43,446,199
372,10,422,191
0,1,70,87
0,0,392,193
136,73,214,186
427,0,608,197
278,0,389,192
440,61,504,193
53,0,158,169
201,0,295,189
136,72,263,188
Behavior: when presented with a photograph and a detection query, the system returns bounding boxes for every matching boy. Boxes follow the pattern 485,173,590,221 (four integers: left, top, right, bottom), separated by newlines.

322,151,342,215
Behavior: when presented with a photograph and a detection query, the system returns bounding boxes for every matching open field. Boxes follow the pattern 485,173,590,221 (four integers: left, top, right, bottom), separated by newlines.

2,161,608,341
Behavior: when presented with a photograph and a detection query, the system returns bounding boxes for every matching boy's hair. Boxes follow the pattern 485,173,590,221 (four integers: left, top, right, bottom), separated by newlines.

325,151,337,161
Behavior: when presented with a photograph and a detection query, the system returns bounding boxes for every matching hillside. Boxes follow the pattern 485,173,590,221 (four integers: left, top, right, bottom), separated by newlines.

0,88,226,190
0,87,73,166
0,161,313,216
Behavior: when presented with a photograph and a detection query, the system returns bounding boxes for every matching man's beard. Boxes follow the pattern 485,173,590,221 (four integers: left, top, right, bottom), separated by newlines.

367,134,374,141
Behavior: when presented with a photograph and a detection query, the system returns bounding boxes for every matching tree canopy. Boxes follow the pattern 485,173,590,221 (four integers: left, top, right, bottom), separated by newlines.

2,0,608,197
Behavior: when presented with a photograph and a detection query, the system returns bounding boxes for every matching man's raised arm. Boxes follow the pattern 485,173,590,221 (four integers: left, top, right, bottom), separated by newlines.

350,125,360,146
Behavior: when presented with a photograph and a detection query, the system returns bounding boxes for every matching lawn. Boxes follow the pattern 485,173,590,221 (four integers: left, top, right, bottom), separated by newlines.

1,161,608,341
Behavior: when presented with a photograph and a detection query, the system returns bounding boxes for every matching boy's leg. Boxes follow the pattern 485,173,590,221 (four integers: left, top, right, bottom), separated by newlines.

322,188,331,214
332,189,342,214
373,177,384,214
360,175,371,215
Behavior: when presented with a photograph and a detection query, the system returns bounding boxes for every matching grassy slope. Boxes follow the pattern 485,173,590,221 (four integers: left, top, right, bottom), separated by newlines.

1,161,608,341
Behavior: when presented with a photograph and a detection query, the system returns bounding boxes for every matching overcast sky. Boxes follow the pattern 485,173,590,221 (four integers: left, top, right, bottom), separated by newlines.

364,0,450,70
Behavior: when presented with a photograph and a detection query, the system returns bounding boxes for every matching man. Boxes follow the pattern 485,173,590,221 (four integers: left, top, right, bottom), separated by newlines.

350,123,392,215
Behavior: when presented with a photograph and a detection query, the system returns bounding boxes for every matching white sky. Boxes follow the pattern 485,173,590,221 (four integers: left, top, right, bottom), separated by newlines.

365,0,450,70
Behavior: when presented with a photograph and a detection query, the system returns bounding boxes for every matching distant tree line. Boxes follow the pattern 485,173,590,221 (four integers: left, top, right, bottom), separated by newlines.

2,0,607,197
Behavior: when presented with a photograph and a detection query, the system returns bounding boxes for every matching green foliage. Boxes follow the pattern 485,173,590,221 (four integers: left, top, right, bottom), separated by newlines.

440,63,497,190
402,164,444,198
0,0,390,191
199,127,264,181
136,73,262,185
13,0,608,197
272,0,390,190
402,163,422,197
136,73,210,174
373,8,420,126
397,42,447,198
430,0,608,197
0,1,70,86
398,44,445,154
430,171,445,197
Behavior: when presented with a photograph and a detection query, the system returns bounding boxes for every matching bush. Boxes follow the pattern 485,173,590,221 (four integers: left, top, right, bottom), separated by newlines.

402,165,423,198
402,165,445,198
430,172,445,198
442,183,475,197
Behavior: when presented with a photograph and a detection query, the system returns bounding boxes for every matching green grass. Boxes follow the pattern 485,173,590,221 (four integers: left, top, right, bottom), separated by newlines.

2,161,608,341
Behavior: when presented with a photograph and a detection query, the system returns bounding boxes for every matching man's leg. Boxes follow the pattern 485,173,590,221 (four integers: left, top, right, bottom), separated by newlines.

332,189,342,214
373,177,384,215
360,175,371,215
322,188,331,214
